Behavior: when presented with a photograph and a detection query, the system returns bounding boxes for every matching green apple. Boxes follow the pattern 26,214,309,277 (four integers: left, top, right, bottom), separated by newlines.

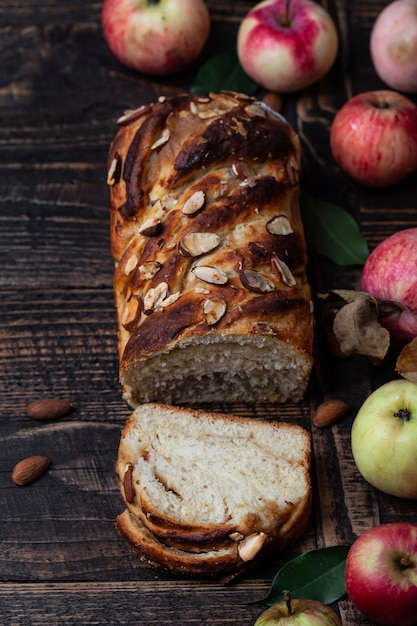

351,379,417,499
254,594,342,625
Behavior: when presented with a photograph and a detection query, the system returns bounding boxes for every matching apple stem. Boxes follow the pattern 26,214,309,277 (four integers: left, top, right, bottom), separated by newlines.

284,591,293,616
282,0,291,26
400,555,411,569
394,408,411,422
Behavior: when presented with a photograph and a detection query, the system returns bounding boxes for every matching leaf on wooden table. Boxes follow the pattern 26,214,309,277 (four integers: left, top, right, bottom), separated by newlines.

319,290,391,361
300,194,369,266
248,546,350,607
191,50,259,96
333,293,391,361
396,337,417,383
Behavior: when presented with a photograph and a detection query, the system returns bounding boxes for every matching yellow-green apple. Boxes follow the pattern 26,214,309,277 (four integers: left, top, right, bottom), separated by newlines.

345,522,417,625
254,594,342,625
330,90,417,187
361,228,417,345
102,0,210,76
237,0,338,93
351,379,417,499
370,0,417,94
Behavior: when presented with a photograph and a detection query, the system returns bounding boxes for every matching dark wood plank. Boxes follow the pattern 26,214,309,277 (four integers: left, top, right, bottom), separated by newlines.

0,581,273,625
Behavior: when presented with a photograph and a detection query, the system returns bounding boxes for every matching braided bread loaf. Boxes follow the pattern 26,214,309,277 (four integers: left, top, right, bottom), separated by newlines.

107,92,313,406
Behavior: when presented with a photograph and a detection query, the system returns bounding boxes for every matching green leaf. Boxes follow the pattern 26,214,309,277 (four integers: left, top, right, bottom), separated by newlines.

191,50,258,96
300,193,369,266
249,545,350,607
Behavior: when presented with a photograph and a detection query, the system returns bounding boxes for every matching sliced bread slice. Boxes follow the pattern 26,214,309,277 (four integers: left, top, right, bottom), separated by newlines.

115,403,311,577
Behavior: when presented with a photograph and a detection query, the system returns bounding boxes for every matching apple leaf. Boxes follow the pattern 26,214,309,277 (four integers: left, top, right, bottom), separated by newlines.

248,545,350,607
300,194,369,266
396,337,417,383
332,293,391,360
191,50,258,96
319,290,391,362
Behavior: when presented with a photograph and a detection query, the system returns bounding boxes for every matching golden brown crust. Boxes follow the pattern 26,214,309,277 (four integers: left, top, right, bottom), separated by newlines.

107,92,313,405
116,509,245,578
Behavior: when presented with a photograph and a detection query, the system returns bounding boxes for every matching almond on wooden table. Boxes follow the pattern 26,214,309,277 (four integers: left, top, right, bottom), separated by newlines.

312,399,350,428
12,456,51,486
262,91,283,112
26,398,74,421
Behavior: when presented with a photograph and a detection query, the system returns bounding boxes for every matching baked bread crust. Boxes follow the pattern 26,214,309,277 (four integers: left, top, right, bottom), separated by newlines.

115,403,312,577
107,92,314,406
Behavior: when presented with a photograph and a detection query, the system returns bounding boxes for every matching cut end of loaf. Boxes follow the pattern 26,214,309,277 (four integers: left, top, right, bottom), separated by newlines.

121,333,313,407
108,92,314,407
115,403,312,577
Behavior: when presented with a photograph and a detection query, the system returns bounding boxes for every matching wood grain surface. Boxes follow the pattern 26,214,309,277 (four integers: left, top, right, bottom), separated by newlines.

1,1,416,624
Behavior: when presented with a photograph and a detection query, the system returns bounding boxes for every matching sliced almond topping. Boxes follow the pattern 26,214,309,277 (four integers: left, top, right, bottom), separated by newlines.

231,161,253,180
240,269,275,293
266,215,294,236
137,261,162,281
179,232,220,257
271,254,296,287
239,176,259,188
192,265,228,285
116,104,152,125
157,292,180,309
197,108,222,119
181,190,206,216
190,101,199,115
150,128,170,150
139,217,163,237
238,532,267,562
122,296,142,330
143,282,169,314
244,103,267,118
203,296,227,325
194,286,210,294
230,116,248,137
124,255,138,275
229,531,244,542
107,153,121,186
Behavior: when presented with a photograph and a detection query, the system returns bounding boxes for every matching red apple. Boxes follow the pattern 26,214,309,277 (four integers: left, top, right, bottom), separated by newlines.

237,0,338,93
102,0,210,76
254,593,342,625
361,228,417,345
345,522,417,625
370,0,417,94
330,90,417,187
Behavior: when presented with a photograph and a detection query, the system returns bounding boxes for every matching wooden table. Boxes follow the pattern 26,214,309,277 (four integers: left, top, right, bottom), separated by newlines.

1,2,416,624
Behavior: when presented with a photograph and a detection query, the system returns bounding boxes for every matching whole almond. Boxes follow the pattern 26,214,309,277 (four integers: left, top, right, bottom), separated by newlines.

26,398,74,421
312,399,349,428
262,92,283,113
12,455,51,486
